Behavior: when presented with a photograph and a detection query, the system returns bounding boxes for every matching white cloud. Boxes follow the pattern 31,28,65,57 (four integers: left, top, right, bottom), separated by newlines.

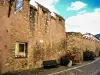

67,1,87,11
95,8,100,12
30,0,59,13
65,9,100,34
78,10,87,14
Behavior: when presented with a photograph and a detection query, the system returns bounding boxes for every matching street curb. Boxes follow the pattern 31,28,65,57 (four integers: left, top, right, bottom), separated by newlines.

48,57,100,75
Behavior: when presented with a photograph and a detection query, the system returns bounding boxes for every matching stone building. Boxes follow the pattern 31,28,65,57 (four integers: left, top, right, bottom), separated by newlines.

0,0,66,73
66,32,100,63
83,33,100,56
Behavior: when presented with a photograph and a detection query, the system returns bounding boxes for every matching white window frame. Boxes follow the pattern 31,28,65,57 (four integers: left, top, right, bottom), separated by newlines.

15,42,27,58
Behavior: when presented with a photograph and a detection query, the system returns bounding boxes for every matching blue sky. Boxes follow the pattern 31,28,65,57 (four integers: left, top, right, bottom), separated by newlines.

54,0,100,34
55,0,100,19
30,0,100,34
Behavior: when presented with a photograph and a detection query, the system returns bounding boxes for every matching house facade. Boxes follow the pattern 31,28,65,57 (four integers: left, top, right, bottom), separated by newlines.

0,0,66,73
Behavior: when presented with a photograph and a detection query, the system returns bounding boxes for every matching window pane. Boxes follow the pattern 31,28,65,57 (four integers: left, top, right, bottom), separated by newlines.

19,44,24,52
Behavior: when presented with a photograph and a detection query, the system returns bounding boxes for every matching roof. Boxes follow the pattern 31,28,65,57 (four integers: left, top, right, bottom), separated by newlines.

83,33,100,41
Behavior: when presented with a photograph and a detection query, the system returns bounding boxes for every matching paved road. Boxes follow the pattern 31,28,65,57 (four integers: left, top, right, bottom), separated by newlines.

49,58,100,75
3,58,100,75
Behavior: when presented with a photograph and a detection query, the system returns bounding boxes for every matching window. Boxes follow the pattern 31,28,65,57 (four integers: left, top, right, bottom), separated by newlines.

15,42,28,58
19,44,25,52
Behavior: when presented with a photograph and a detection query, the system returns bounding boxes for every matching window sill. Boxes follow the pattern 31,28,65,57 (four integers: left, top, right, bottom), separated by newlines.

15,55,27,58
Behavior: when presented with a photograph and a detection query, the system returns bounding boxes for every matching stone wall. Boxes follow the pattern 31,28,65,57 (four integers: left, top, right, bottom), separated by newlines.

0,0,30,73
0,1,66,73
29,3,66,68
66,32,100,63
66,32,83,63
0,0,10,73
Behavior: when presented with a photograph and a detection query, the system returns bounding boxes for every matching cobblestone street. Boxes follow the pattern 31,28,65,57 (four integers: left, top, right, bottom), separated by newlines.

2,58,100,75
48,58,100,75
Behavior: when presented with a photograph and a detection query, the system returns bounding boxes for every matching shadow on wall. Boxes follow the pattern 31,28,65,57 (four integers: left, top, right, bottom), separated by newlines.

0,36,5,73
0,37,3,73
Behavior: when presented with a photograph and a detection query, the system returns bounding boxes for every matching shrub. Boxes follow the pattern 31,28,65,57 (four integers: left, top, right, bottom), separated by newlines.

83,50,95,61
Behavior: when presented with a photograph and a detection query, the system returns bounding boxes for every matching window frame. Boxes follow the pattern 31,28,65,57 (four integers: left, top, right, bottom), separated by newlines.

15,42,28,58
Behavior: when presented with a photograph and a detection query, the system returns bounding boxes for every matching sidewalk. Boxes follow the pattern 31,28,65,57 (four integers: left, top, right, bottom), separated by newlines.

2,57,100,75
